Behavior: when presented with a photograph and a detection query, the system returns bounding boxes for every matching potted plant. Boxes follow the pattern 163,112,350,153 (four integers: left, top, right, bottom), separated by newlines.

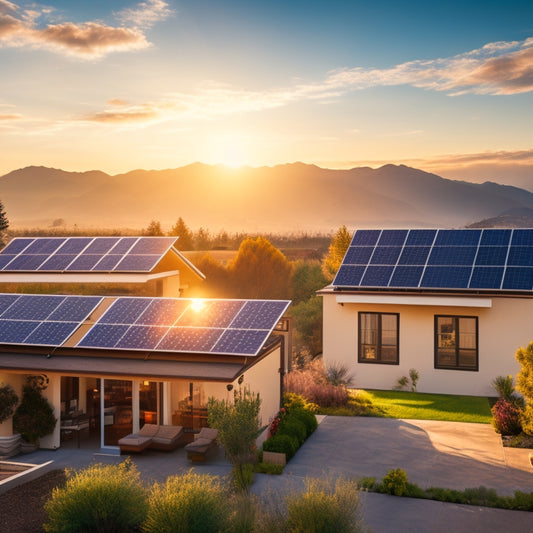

13,375,56,451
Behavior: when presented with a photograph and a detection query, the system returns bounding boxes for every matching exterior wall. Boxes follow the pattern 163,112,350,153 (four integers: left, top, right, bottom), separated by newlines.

239,347,282,427
322,294,531,396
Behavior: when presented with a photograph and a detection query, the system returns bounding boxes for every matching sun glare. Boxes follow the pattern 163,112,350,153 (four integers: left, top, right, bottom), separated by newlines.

190,298,206,312
210,132,248,168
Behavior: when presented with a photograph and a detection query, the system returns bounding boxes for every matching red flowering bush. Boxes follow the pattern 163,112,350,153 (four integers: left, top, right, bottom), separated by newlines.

491,398,522,436
268,407,287,437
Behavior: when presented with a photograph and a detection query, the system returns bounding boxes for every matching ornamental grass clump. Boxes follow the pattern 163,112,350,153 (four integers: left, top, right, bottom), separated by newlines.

284,477,364,533
143,471,232,533
43,459,147,533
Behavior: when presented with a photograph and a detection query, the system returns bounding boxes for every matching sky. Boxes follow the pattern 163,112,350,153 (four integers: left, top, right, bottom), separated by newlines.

1,0,533,185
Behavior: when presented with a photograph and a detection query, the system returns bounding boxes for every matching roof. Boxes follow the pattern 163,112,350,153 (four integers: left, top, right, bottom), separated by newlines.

0,293,290,357
332,228,533,294
0,236,205,283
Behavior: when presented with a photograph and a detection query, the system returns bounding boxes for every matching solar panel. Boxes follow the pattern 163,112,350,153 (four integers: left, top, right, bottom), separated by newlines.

333,228,533,291
76,298,289,356
48,296,103,322
0,236,179,273
0,320,40,343
25,321,79,346
115,325,169,350
213,329,269,355
1,295,64,320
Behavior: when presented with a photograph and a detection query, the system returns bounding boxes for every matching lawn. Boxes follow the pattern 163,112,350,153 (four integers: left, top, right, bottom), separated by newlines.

318,389,493,424
362,390,492,424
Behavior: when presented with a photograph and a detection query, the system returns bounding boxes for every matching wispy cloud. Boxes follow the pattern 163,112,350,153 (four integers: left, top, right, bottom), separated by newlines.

0,1,171,58
116,0,173,29
0,113,21,120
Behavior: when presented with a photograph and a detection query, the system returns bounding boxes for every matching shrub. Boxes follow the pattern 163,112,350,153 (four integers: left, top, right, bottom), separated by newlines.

263,434,299,459
232,463,254,491
144,471,232,533
0,382,18,423
285,477,364,533
381,468,408,496
282,392,319,413
492,375,525,409
325,362,354,388
253,462,284,475
290,407,318,437
277,415,307,445
491,398,522,435
13,376,56,444
44,459,147,533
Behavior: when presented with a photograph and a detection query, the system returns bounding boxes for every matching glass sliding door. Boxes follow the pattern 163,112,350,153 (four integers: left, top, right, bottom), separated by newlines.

139,381,161,426
102,379,133,447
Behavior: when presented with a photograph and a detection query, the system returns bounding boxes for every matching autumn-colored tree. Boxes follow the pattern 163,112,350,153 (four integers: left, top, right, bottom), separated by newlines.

322,225,351,281
0,200,8,233
169,217,194,250
228,236,293,299
189,252,233,298
143,219,164,236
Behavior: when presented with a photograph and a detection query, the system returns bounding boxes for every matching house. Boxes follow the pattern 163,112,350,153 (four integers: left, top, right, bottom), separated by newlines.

320,228,533,396
0,237,290,456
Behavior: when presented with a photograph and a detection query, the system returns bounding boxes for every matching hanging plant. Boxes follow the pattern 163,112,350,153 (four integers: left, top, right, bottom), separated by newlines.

13,376,56,445
0,382,18,423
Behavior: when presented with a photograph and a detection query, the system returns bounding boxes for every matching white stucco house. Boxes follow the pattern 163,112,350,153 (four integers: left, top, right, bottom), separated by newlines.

0,237,291,456
320,228,533,396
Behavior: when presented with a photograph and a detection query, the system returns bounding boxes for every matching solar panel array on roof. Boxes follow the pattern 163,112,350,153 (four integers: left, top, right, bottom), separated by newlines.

76,297,290,356
0,237,178,273
0,294,102,346
333,229,533,291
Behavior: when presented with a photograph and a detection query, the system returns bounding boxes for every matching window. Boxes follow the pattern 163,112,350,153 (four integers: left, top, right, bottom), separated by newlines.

435,315,478,371
358,312,399,364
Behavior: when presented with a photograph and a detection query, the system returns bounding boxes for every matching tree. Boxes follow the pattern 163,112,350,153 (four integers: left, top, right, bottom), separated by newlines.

291,260,328,305
195,227,211,250
169,217,194,250
0,200,8,233
207,387,261,491
189,252,232,298
291,296,323,358
228,236,293,299
515,341,533,435
0,382,18,423
322,225,351,281
143,220,164,236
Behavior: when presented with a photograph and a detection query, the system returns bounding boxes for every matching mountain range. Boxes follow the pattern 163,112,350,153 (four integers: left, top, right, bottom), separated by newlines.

0,163,532,232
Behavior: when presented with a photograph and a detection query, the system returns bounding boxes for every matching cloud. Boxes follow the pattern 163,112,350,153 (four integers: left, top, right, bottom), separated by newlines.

117,0,173,29
0,113,21,120
0,1,170,58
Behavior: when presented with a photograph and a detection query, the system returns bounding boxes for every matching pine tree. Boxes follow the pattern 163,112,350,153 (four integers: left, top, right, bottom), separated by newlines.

169,217,194,250
143,219,164,236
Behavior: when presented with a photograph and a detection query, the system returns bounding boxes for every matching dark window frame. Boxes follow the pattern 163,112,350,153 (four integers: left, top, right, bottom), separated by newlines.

434,315,479,371
358,312,399,365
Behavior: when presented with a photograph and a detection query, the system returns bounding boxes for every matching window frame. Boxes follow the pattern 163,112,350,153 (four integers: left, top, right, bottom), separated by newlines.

358,311,399,365
434,315,479,371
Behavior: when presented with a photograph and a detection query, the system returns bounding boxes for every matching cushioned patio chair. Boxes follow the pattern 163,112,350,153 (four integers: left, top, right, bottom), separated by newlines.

149,424,184,451
184,427,219,462
118,423,159,454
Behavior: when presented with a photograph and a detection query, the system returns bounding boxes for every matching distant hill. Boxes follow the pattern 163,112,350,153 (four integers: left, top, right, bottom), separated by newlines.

468,207,533,228
1,163,533,232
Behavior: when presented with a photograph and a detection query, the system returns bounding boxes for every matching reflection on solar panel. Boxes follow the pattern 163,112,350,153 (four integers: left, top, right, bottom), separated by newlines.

0,237,178,273
77,297,290,356
0,294,102,346
333,228,533,291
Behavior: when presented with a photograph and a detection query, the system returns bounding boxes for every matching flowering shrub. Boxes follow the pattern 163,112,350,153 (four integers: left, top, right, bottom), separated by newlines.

491,398,522,436
268,407,287,437
381,468,408,496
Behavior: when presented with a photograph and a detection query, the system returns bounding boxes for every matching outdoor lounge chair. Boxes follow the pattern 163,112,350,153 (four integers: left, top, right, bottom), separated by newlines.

118,424,184,454
184,427,218,462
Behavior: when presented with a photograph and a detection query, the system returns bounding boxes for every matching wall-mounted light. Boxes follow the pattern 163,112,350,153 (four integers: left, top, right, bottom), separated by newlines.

226,384,233,391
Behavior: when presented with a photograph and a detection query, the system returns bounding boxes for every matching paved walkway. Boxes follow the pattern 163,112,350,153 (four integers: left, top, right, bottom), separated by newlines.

3,417,533,532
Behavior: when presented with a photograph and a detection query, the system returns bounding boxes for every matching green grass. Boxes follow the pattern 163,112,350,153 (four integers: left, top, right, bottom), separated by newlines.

362,390,492,424
318,389,492,424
